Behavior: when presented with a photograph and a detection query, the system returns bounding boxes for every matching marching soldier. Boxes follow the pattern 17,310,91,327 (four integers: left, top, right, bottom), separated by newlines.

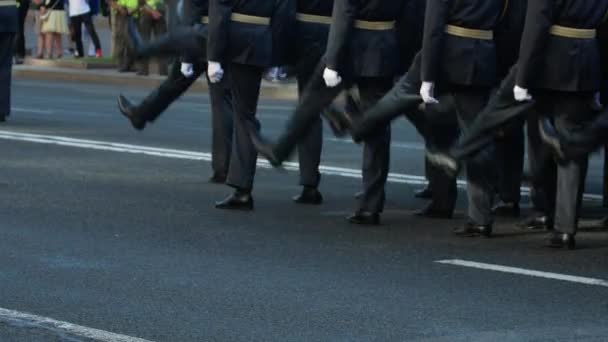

0,0,18,122
287,0,335,205
434,0,608,248
208,0,295,210
118,0,234,184
254,0,425,224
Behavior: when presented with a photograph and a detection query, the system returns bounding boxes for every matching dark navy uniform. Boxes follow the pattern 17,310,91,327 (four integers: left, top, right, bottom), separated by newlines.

448,0,608,247
0,0,18,121
209,0,296,209
289,0,334,203
255,0,423,223
118,0,234,183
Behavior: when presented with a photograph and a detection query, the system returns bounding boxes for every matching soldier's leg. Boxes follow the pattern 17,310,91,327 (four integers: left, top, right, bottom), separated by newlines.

224,62,264,193
207,68,234,181
452,87,496,228
493,119,525,215
350,54,423,142
295,65,323,194
272,62,347,162
356,77,394,217
551,93,596,241
124,59,203,123
422,95,460,216
0,33,15,120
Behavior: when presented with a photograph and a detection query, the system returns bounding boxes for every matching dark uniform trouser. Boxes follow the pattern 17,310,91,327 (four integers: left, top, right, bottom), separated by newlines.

0,33,15,118
115,14,136,71
295,55,323,189
275,63,392,213
134,60,234,177
226,62,264,191
494,119,524,205
139,15,168,74
427,87,495,225
347,59,458,213
526,115,556,213
535,92,595,234
15,0,29,58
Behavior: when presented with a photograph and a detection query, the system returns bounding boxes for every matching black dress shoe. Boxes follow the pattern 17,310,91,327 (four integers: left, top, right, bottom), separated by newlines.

354,191,364,199
545,231,575,250
250,133,282,168
453,222,492,238
347,211,380,225
425,149,459,178
118,95,146,130
414,186,433,199
321,104,352,138
215,191,254,211
492,201,520,217
517,215,552,230
414,203,453,219
293,187,323,205
539,118,565,159
208,173,227,184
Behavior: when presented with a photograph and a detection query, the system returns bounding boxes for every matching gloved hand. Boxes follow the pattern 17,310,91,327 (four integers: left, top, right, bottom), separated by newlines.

513,85,532,102
180,63,194,78
420,82,439,104
207,61,224,83
591,92,603,111
323,67,342,88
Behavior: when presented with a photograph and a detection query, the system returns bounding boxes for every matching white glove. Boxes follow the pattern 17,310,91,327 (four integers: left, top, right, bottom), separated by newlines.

207,61,224,84
180,63,194,78
323,67,342,88
513,85,532,102
592,92,603,111
420,82,439,104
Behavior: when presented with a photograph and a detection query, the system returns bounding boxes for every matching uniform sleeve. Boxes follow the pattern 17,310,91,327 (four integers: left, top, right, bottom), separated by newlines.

494,0,526,78
516,0,553,88
207,0,232,63
271,0,296,66
420,0,450,83
397,0,425,74
324,0,358,71
188,0,206,26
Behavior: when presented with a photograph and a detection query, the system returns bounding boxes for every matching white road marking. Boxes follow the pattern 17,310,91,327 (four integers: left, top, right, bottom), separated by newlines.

0,307,153,342
436,259,608,288
11,107,55,114
0,130,603,202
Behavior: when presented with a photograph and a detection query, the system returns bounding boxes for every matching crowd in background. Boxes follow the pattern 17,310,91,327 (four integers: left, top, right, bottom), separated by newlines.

13,0,169,76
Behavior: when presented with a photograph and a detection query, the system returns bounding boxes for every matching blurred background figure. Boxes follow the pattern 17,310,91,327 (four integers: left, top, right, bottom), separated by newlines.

109,0,138,72
39,0,69,59
1,0,18,122
14,0,31,64
68,0,102,58
137,0,167,76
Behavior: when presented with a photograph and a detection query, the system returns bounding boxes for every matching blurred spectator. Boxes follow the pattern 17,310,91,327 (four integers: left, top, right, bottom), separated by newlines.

137,0,167,76
68,0,102,58
40,0,69,59
109,0,138,72
32,0,46,58
14,0,31,64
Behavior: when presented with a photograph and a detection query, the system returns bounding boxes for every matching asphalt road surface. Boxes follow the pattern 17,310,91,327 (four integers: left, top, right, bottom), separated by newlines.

1,79,608,341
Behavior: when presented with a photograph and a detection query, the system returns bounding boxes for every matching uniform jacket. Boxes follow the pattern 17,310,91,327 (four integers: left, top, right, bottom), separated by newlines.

517,0,608,92
325,0,424,78
421,0,506,87
289,0,334,66
494,0,527,78
0,0,19,33
207,0,296,67
189,0,208,26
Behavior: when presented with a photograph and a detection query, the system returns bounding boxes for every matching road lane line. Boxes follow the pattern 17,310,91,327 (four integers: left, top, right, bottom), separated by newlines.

436,259,608,288
0,307,153,342
0,130,602,202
